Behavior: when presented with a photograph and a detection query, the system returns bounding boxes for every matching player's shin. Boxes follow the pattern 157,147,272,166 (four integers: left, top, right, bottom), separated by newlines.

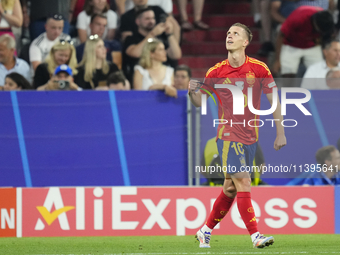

237,192,258,235
205,190,235,230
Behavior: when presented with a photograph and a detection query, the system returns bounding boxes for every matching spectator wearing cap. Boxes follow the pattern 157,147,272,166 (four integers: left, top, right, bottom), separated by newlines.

77,0,118,43
273,6,335,78
37,64,80,91
174,64,191,90
34,41,78,89
29,14,71,71
3,72,31,90
301,40,340,90
76,14,122,69
29,0,73,40
0,34,30,86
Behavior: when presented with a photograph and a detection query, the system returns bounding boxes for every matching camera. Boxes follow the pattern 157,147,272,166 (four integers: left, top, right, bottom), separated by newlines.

54,80,70,90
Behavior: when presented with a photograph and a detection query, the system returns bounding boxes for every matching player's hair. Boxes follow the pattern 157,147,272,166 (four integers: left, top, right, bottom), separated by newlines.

136,7,154,19
107,71,126,86
315,145,337,164
231,23,253,44
175,65,192,78
45,41,78,76
139,38,164,69
313,11,335,36
79,37,109,89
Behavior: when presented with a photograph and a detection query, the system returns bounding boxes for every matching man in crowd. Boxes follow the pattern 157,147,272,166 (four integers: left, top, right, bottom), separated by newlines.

76,14,122,69
0,34,31,86
123,8,181,84
326,68,340,89
29,14,71,71
303,145,340,185
301,40,340,89
174,64,191,90
273,6,335,79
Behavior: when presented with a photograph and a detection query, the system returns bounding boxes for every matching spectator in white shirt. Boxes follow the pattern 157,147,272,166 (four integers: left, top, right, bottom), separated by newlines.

77,0,118,43
29,14,70,71
0,34,30,86
301,40,340,90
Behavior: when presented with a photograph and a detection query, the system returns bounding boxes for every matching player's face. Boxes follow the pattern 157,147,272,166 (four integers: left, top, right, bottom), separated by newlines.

139,11,156,31
226,26,248,52
150,43,167,62
324,42,340,67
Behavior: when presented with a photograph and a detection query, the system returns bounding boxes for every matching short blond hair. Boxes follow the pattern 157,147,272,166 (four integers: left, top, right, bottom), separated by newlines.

231,23,253,44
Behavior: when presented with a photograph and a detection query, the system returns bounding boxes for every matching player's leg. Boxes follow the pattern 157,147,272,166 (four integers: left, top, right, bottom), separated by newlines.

195,140,236,248
231,143,274,248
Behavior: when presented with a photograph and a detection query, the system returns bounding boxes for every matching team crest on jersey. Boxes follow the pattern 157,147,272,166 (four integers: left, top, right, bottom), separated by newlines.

246,71,255,86
235,81,244,90
239,156,246,167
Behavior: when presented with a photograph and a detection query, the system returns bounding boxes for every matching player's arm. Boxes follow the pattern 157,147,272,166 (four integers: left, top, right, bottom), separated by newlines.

188,80,209,107
266,92,287,151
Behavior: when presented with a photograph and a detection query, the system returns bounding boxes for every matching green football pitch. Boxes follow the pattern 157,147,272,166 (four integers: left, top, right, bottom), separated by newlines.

0,234,339,255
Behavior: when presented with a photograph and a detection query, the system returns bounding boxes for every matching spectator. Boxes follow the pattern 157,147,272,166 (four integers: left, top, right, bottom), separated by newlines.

301,40,340,90
37,64,80,91
0,0,23,38
74,35,119,89
34,41,78,89
3,72,31,90
273,7,335,78
177,0,209,31
76,14,122,68
326,68,340,89
77,0,118,43
29,14,71,71
174,64,191,90
107,71,131,90
29,0,72,40
134,38,177,97
123,8,181,85
302,145,340,185
270,0,297,25
119,0,180,42
0,34,30,86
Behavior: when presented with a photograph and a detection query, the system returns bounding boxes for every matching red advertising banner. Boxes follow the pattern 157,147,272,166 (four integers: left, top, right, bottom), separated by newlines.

21,186,334,237
0,188,16,237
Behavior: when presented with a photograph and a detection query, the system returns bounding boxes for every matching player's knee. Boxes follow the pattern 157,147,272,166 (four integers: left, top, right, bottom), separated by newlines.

223,186,236,198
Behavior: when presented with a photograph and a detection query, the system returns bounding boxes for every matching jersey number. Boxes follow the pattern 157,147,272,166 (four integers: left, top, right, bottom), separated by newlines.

231,142,244,155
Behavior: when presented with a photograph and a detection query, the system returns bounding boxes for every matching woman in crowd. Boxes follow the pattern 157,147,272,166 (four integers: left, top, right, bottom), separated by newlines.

3,72,31,90
133,38,177,98
0,0,23,38
33,41,78,89
77,0,117,43
74,35,119,89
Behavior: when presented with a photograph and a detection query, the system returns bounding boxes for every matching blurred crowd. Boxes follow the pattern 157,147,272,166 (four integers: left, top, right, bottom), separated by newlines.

0,0,199,94
1,0,340,93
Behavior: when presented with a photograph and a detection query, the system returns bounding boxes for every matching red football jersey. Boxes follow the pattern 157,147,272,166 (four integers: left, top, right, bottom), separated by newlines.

202,56,276,145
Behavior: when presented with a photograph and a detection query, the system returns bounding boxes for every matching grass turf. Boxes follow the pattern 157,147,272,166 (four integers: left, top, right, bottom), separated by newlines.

0,234,339,255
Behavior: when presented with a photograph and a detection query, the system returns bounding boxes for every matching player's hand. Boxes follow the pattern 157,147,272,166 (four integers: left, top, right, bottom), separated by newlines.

274,134,287,151
150,23,166,37
188,79,201,94
272,60,281,76
165,85,177,98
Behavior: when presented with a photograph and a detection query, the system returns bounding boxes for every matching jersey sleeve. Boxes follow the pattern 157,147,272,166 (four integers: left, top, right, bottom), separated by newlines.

257,63,277,94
